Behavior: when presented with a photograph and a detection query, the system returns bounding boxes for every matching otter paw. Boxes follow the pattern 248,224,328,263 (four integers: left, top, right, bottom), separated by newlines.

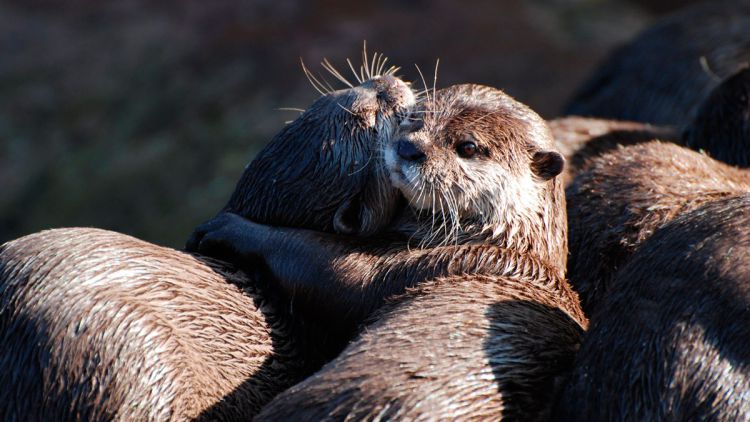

185,212,246,251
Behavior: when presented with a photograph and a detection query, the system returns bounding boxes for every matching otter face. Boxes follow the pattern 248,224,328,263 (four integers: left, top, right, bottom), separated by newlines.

384,84,564,244
224,68,416,236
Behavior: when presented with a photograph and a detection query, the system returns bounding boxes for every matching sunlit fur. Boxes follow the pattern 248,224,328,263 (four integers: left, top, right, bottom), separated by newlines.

0,54,417,419
225,58,415,236
385,84,568,270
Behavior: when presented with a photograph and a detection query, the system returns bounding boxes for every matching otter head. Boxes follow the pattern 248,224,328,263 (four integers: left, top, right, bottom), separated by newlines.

385,84,568,269
223,63,415,236
683,67,750,167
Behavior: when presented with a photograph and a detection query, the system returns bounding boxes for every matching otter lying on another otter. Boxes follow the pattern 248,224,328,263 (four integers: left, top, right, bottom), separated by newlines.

193,84,587,420
0,59,415,420
566,67,750,315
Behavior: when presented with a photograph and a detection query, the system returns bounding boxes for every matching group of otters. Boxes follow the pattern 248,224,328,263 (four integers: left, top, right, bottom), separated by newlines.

2,2,750,420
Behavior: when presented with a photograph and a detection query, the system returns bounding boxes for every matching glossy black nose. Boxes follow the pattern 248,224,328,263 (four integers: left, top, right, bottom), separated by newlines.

397,139,426,162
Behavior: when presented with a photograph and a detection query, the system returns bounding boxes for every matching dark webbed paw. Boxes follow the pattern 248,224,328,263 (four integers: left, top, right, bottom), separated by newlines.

185,212,267,264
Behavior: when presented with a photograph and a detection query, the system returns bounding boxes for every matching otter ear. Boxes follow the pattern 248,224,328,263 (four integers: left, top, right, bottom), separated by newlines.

531,150,564,181
333,196,362,235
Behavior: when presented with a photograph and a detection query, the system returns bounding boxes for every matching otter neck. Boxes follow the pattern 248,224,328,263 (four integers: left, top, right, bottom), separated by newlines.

402,181,568,278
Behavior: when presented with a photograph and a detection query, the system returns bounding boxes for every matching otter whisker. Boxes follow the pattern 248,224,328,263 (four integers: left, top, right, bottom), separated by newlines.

336,103,356,116
384,65,400,76
346,58,364,84
301,59,332,96
360,42,371,82
277,107,306,113
322,58,354,88
432,59,440,107
414,64,431,104
377,55,388,76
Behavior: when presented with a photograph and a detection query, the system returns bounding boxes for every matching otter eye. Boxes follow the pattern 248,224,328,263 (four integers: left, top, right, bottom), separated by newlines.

456,141,478,158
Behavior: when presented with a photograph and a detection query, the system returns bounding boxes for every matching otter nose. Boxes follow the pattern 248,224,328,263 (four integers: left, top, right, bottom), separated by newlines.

397,139,426,162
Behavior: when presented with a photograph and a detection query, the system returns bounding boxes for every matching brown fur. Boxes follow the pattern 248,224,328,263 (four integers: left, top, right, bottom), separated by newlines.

197,85,586,420
567,140,750,315
548,116,677,185
556,194,750,421
0,228,302,421
256,252,587,421
0,69,415,420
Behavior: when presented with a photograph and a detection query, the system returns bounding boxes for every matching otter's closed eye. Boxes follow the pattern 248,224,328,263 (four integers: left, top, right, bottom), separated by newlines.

456,140,478,158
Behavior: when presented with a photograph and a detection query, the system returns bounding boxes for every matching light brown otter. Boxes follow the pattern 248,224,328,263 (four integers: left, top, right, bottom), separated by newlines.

0,60,416,420
556,194,750,421
565,0,750,128
194,84,587,420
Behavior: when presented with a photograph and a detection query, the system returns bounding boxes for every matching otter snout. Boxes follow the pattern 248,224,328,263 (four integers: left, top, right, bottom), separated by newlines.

397,139,426,162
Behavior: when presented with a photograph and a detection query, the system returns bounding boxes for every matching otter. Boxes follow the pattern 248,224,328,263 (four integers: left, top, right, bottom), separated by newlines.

682,67,750,167
566,141,750,315
555,194,750,420
566,67,750,315
192,84,587,420
551,66,750,187
0,59,416,420
565,0,750,128
548,116,677,185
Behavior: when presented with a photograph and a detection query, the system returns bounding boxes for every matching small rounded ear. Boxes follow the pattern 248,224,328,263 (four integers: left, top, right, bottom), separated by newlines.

531,150,565,181
333,196,362,235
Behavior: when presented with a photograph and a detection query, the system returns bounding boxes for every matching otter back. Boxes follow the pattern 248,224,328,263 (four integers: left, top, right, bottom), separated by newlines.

256,250,587,421
0,228,304,421
566,141,750,314
556,194,750,420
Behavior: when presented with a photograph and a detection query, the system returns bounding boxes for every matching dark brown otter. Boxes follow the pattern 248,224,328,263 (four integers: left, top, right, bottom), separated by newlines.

683,67,750,167
0,61,416,420
567,140,750,315
555,194,750,421
548,116,677,185
565,0,750,128
194,84,587,420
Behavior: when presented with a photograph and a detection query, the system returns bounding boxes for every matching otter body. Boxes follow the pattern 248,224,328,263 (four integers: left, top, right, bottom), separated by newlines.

548,116,677,186
258,261,585,421
556,195,750,421
566,0,750,128
0,228,301,420
197,84,586,420
0,64,415,419
567,141,750,314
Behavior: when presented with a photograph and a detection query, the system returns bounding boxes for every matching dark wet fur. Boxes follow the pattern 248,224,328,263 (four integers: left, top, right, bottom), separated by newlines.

549,116,678,186
556,195,750,421
566,0,750,128
0,228,306,421
250,85,585,420
0,69,415,419
566,141,750,315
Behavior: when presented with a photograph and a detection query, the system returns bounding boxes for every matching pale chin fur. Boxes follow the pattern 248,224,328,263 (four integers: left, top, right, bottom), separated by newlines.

385,144,545,244
384,146,432,210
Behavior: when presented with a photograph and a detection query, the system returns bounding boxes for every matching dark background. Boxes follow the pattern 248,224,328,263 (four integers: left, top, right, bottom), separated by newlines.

0,0,700,247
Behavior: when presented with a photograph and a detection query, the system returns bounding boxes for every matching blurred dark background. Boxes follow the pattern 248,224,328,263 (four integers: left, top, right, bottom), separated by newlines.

0,0,700,247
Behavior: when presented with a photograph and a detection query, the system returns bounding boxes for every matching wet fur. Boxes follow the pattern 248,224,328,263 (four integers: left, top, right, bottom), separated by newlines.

0,228,303,421
236,85,586,420
556,195,750,420
565,0,750,127
567,141,750,315
0,66,415,419
548,116,677,186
